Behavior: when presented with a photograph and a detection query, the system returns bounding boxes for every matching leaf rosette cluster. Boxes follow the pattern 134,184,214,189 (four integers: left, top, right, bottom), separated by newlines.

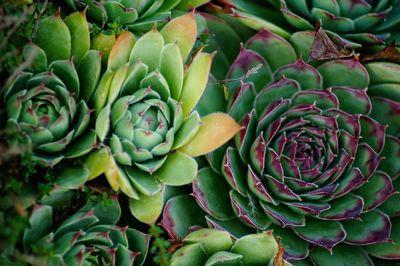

84,13,241,224
188,29,400,264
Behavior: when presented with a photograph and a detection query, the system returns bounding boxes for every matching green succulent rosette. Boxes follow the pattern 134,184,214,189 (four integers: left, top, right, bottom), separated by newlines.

23,196,150,266
213,0,400,46
84,13,241,224
64,0,211,33
170,228,289,266
160,29,400,265
3,11,100,167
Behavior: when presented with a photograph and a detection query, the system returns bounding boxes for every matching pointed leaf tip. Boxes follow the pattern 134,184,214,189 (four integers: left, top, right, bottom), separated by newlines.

179,113,242,157
108,31,135,71
84,148,111,180
34,14,71,63
161,12,197,62
64,11,90,65
129,29,164,72
180,52,213,117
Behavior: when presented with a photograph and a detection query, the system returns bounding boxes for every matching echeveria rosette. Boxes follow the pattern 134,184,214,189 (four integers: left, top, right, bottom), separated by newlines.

170,228,289,266
3,11,100,167
84,13,241,224
64,0,211,33
189,29,400,265
23,196,150,266
219,0,400,46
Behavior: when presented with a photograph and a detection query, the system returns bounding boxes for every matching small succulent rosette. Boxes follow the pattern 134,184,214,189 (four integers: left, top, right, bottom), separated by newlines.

84,13,241,224
64,0,211,32
23,196,150,266
216,0,400,45
170,228,289,266
171,29,399,264
3,10,100,167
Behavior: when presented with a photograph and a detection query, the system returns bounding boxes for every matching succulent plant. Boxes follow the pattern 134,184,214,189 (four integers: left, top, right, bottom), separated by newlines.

214,0,400,46
83,13,241,224
170,228,288,266
23,196,150,266
173,29,400,264
64,0,211,33
3,10,100,167
3,2,400,266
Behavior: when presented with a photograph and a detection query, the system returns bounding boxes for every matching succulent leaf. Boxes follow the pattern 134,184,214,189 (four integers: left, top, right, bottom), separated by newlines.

109,31,136,72
161,12,197,62
64,10,90,65
160,195,207,239
180,51,214,117
91,33,116,66
183,228,233,256
129,190,164,224
155,151,198,186
34,13,71,63
179,113,242,157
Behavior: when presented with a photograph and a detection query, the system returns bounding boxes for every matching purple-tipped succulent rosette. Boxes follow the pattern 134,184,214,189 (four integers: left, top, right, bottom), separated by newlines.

189,29,400,264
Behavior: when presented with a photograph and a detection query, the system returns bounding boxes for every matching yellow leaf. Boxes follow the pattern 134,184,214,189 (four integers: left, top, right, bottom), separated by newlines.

108,31,135,71
105,157,139,199
103,150,120,191
179,113,243,157
161,12,197,62
84,148,110,180
84,147,139,199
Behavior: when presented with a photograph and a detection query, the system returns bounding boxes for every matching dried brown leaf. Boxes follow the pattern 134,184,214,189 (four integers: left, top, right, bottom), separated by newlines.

273,236,286,266
310,23,354,60
360,44,400,63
